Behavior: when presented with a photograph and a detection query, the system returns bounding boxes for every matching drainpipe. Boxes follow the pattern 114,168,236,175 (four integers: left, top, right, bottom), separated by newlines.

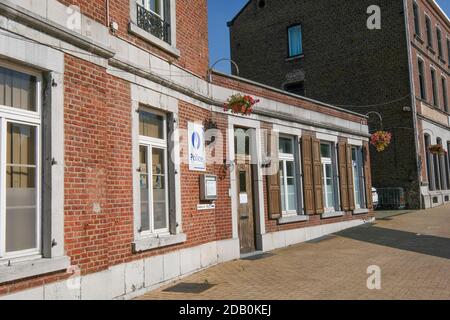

403,0,423,209
106,0,110,29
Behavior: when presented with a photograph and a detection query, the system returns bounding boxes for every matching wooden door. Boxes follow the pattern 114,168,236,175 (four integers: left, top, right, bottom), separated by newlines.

236,161,256,254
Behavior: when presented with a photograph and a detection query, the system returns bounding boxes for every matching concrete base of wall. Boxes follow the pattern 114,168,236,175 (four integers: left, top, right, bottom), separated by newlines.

0,217,373,300
261,217,373,252
421,187,450,209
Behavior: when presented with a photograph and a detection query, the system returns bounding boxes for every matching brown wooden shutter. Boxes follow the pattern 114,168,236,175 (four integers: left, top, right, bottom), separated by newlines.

266,130,281,219
302,135,315,215
338,142,350,211
363,142,373,209
311,137,324,214
346,144,356,211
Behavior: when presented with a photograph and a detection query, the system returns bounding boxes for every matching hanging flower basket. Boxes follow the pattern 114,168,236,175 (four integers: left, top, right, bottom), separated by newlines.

224,94,259,116
370,131,392,152
428,144,447,156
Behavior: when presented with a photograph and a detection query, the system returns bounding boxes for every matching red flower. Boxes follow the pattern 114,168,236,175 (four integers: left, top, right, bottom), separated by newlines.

223,94,259,116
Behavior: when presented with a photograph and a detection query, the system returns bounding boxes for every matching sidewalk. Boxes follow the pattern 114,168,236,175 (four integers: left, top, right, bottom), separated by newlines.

138,205,450,300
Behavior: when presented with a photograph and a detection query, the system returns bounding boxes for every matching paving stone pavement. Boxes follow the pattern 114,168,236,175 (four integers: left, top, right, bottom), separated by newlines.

138,205,450,300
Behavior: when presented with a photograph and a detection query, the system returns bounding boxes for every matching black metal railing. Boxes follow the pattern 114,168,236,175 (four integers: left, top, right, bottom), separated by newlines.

136,3,171,43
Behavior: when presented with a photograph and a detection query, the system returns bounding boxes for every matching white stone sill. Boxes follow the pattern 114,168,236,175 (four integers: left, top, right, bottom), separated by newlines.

353,209,370,215
128,23,180,58
0,256,70,284
321,211,345,219
278,215,310,225
132,233,187,253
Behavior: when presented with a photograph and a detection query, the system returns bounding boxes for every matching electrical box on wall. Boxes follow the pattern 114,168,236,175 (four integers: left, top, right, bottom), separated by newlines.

200,175,218,201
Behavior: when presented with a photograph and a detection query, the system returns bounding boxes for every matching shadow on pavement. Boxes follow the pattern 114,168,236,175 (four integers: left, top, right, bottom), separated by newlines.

336,224,450,260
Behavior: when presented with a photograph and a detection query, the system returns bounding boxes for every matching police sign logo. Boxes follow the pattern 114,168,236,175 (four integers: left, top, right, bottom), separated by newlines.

192,131,201,150
188,122,206,171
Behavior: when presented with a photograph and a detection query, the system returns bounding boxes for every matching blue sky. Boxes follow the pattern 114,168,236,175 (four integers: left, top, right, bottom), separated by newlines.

208,0,450,73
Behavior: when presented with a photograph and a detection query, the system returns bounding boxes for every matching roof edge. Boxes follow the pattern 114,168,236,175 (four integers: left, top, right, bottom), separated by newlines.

227,0,252,27
431,0,450,27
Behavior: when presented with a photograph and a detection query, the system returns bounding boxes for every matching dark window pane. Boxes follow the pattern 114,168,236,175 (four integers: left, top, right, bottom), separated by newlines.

239,171,246,193
284,82,305,96
139,110,164,139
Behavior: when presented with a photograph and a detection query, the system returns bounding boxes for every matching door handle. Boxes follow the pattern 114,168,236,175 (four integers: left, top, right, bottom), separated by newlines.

240,215,249,220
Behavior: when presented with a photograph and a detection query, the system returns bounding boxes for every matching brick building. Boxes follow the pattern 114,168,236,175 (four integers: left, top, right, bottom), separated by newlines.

0,0,372,299
229,0,450,209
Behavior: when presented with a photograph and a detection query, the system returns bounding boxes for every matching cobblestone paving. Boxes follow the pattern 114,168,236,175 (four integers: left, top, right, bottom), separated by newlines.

139,205,450,300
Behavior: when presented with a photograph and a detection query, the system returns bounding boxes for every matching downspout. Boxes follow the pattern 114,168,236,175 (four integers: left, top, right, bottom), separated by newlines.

403,0,423,209
106,0,110,29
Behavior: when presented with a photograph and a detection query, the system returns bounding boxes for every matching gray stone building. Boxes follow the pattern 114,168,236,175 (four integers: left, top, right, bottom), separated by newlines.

229,0,450,209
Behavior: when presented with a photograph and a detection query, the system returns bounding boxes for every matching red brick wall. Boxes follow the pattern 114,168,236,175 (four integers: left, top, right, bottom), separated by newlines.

177,102,232,245
63,56,232,274
58,0,107,25
406,0,450,183
407,0,450,113
64,55,134,274
57,0,210,77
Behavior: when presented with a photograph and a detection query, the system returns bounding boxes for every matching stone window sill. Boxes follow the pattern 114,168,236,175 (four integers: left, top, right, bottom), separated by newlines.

321,211,344,219
285,54,304,62
353,208,370,215
128,22,180,58
0,256,70,284
278,215,310,225
132,233,187,253
414,34,424,44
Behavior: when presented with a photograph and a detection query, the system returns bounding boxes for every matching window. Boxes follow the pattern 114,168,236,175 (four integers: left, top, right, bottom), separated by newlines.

139,0,164,17
425,16,433,48
442,77,448,112
320,142,338,212
418,59,426,100
138,109,169,235
413,2,421,36
288,25,303,57
351,147,366,210
424,134,434,190
447,39,450,65
279,136,298,215
447,142,450,190
135,0,171,44
284,81,305,96
0,64,41,259
435,138,443,190
431,68,439,107
437,28,443,58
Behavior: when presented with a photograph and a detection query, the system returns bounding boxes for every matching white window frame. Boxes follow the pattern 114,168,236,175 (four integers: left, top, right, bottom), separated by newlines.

138,107,170,236
288,24,303,57
139,0,164,18
321,142,336,213
351,146,365,210
279,135,298,217
0,61,42,261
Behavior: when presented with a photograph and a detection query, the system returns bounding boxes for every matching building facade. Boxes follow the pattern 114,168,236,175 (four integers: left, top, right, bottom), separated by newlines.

0,0,372,300
229,0,450,209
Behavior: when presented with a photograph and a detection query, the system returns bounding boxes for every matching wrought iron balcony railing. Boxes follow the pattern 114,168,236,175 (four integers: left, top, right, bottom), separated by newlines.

136,3,171,44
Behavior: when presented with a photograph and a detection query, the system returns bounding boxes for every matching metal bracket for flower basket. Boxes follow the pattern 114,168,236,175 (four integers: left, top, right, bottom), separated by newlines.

365,111,383,131
207,58,240,82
